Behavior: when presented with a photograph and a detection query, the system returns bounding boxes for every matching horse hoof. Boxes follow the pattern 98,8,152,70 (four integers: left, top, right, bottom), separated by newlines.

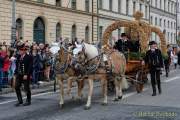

59,104,64,109
113,98,119,102
76,98,82,103
101,103,108,106
84,106,91,110
118,96,123,100
137,91,141,93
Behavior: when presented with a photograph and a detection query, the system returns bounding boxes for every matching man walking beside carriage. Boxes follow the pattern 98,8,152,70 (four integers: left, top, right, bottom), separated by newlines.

14,44,33,106
142,41,164,96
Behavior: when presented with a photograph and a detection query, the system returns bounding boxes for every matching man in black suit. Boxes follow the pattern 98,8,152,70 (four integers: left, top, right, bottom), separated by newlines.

114,33,129,53
15,44,33,106
142,41,164,96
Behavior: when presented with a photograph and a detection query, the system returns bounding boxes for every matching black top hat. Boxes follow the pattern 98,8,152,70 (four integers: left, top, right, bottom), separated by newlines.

18,43,27,50
121,33,127,37
149,41,157,45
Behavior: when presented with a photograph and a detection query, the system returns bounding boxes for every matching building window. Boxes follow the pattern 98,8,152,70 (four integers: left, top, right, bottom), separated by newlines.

150,16,153,24
109,33,112,45
140,3,142,12
168,1,170,12
145,5,148,19
174,22,176,29
16,18,23,40
171,2,173,13
174,3,177,14
72,24,76,41
168,32,169,42
71,0,76,10
126,0,129,15
160,0,162,9
168,21,169,28
85,26,89,43
155,17,157,25
37,0,44,3
118,29,121,39
56,0,61,7
174,33,176,41
133,1,136,14
118,0,121,13
171,22,173,29
99,0,103,9
56,23,61,41
177,3,179,12
155,0,157,8
109,0,113,11
160,18,162,26
164,19,166,27
85,0,89,12
99,26,103,41
164,0,166,10
33,17,45,44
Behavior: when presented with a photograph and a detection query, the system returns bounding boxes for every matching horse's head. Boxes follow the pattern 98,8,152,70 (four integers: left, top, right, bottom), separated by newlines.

69,46,87,73
54,43,73,72
76,47,87,64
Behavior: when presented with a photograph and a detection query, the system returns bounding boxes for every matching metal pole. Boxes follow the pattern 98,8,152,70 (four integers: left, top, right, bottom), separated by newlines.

97,0,99,46
148,1,151,41
176,0,178,44
92,0,94,43
11,0,16,47
148,1,150,24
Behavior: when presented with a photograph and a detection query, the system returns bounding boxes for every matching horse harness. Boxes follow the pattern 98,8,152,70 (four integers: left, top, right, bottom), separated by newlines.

79,47,117,75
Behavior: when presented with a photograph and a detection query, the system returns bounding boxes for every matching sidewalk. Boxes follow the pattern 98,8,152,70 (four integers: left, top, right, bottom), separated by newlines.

0,81,56,95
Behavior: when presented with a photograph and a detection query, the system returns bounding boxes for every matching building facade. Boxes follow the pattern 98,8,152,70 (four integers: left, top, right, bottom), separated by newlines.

177,0,180,43
0,0,98,44
0,0,178,45
98,0,150,45
150,0,177,45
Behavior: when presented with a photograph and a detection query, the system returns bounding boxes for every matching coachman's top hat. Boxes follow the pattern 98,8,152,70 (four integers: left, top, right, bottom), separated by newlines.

18,43,27,50
121,33,127,37
149,41,157,45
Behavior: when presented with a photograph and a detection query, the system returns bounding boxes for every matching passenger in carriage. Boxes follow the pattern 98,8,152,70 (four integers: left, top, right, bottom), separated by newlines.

128,39,140,52
114,33,129,53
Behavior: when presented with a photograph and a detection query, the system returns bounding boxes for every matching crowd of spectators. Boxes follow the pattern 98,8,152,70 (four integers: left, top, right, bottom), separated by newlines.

0,41,55,92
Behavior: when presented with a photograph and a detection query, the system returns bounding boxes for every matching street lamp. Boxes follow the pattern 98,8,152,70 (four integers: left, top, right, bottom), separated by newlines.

11,0,16,47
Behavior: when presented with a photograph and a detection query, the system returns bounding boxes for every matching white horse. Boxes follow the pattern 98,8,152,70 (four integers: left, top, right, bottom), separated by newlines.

76,42,129,109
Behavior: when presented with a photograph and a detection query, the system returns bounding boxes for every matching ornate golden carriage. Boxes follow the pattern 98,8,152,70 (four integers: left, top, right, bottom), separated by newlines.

102,11,167,93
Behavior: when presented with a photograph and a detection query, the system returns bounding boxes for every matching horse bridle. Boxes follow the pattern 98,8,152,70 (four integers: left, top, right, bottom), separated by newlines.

55,44,71,74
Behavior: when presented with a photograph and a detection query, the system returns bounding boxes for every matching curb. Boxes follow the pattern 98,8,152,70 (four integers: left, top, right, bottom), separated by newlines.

0,81,56,95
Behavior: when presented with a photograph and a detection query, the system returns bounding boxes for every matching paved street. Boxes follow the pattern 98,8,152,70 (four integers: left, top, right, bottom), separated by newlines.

0,68,180,120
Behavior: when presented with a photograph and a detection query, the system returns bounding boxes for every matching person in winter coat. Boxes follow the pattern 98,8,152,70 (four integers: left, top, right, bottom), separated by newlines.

31,45,40,86
172,47,178,69
0,51,4,91
15,44,33,106
142,41,164,96
3,55,10,86
178,50,180,67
